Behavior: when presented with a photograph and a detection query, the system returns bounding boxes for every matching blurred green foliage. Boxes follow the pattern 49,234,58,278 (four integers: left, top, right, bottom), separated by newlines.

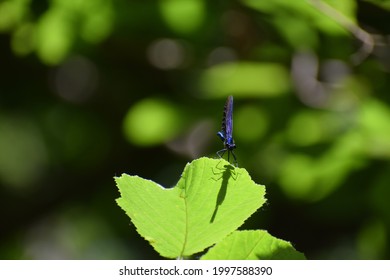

1,0,390,259
200,62,290,97
160,0,205,34
123,98,184,146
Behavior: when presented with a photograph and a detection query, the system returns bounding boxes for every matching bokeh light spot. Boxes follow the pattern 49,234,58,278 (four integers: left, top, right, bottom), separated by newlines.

235,105,267,142
0,116,47,190
36,9,73,65
287,111,323,146
160,0,205,34
278,154,317,201
0,0,29,32
53,56,98,103
123,98,183,146
147,39,187,70
357,220,387,259
200,62,290,98
11,22,35,56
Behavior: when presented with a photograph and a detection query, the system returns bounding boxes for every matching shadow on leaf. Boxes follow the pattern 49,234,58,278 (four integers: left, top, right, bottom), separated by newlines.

255,246,306,260
210,161,238,223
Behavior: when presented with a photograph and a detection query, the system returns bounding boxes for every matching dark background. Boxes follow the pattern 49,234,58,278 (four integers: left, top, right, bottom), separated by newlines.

1,0,390,259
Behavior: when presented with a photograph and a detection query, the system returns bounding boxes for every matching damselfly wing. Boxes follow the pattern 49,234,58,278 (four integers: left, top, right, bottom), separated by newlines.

216,95,237,166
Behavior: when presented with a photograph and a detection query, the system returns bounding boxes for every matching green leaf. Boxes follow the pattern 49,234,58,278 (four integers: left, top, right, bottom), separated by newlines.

115,157,266,258
201,230,306,260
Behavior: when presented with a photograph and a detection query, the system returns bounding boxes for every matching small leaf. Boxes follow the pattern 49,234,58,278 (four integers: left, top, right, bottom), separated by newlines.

115,157,266,258
201,230,306,260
